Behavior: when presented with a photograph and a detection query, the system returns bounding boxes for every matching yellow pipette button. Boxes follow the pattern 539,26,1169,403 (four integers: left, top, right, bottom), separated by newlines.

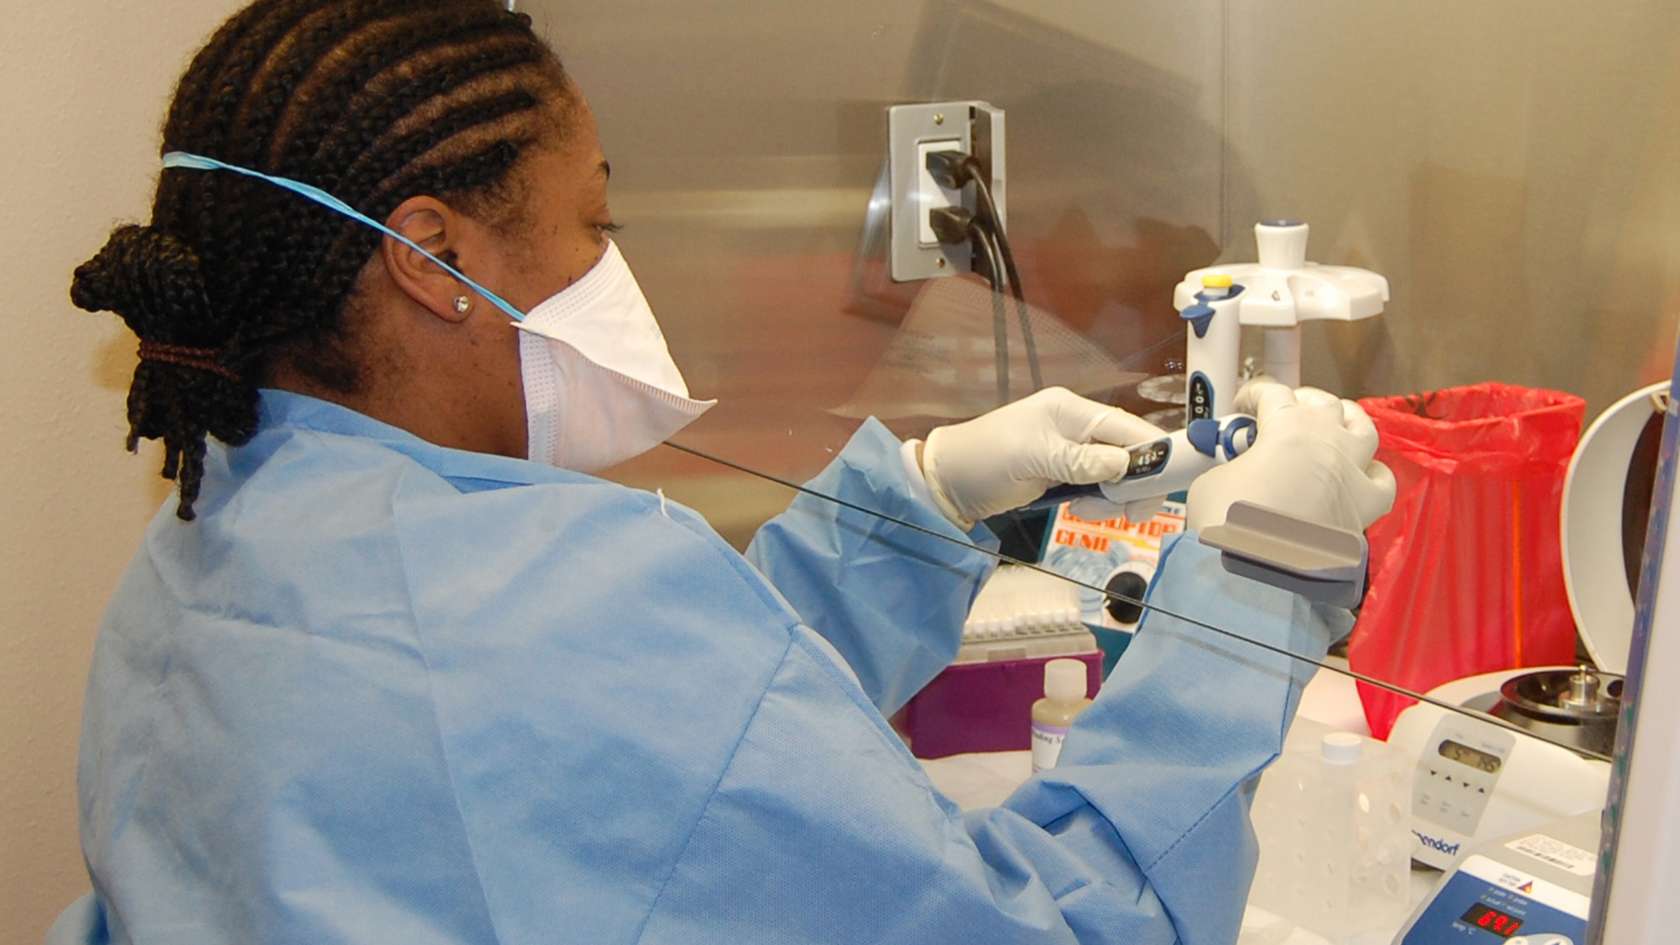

1201,273,1234,289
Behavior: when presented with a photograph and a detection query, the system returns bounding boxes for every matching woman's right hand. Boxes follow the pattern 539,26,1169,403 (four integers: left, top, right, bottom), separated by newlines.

1186,382,1397,534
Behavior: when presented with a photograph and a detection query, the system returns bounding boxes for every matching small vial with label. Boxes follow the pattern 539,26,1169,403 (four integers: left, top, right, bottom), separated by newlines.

1031,659,1093,773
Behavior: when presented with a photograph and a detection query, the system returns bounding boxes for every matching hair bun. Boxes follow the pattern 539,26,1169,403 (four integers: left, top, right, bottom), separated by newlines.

70,224,213,341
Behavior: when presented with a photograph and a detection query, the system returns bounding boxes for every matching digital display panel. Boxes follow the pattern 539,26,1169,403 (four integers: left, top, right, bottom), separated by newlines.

1438,739,1504,774
1126,441,1171,478
1461,903,1523,938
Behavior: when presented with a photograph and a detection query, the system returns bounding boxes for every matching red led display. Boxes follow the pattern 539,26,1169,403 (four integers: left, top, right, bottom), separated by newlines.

1461,903,1524,938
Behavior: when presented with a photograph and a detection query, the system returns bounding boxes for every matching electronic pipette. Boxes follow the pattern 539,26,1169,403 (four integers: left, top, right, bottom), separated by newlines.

1024,414,1257,512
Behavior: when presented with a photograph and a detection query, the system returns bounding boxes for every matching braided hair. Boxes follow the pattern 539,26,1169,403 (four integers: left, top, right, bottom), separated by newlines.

70,0,569,520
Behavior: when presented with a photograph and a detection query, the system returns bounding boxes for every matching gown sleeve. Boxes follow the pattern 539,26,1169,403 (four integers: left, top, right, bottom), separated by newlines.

638,534,1352,945
745,418,999,715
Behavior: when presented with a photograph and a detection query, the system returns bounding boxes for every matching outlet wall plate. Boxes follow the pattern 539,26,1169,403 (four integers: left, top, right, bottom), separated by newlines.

888,101,1005,282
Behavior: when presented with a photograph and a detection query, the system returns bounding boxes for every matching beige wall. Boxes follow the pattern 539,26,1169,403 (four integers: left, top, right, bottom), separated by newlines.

1223,0,1680,413
0,3,241,942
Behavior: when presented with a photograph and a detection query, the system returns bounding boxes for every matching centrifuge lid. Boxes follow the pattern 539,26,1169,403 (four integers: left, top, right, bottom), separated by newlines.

1561,381,1669,675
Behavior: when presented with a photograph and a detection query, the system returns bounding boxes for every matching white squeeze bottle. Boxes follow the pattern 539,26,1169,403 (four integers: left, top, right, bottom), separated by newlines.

1031,659,1093,773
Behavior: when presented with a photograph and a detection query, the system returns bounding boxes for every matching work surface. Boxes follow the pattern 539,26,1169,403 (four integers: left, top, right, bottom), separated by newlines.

919,663,1437,945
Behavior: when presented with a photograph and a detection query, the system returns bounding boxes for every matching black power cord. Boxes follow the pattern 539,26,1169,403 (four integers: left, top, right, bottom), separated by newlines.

931,205,1010,405
927,151,1043,391
930,204,1051,556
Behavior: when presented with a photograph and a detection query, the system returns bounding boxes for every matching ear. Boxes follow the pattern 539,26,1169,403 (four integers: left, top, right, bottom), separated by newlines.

380,196,477,325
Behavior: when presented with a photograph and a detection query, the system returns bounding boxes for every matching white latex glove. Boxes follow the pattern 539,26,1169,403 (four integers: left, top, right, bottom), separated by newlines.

1186,382,1398,534
916,387,1168,528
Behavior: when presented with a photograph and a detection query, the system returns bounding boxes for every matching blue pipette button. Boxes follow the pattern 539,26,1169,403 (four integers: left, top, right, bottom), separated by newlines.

1187,419,1221,458
1180,303,1216,339
1220,416,1258,460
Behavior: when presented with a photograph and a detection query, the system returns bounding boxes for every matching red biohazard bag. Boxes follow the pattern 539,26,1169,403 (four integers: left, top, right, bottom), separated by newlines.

1351,383,1586,739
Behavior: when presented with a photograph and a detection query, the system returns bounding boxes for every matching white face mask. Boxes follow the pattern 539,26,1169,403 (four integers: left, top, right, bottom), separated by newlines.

514,240,715,472
153,156,712,472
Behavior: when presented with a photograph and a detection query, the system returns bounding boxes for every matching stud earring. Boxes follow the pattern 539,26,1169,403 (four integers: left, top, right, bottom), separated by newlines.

454,295,473,314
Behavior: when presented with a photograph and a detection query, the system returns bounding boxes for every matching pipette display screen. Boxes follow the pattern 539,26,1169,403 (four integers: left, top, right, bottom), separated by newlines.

1438,739,1503,774
1461,903,1523,938
1125,440,1171,478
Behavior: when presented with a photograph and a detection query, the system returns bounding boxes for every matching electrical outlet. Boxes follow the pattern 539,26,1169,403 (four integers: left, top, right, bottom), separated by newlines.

888,101,1005,282
917,140,966,246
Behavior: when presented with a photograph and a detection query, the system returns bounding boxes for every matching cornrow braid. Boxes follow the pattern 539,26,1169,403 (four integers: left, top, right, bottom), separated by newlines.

69,0,569,521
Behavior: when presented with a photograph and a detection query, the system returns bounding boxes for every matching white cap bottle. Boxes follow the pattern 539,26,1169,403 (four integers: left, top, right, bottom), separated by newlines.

1031,659,1094,773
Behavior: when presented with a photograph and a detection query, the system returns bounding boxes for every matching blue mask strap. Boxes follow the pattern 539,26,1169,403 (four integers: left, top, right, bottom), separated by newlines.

161,152,528,322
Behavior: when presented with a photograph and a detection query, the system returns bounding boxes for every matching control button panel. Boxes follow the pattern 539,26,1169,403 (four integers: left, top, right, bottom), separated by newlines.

1400,856,1588,945
1411,717,1516,868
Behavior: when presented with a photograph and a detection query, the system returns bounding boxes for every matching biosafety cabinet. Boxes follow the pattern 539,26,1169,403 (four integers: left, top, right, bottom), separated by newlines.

521,1,1679,941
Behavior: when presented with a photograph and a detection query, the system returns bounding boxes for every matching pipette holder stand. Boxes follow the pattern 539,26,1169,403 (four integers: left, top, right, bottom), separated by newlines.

1174,221,1388,421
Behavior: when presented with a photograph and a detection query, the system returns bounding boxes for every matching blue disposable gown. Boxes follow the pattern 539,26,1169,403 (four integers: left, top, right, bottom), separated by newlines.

51,391,1348,945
